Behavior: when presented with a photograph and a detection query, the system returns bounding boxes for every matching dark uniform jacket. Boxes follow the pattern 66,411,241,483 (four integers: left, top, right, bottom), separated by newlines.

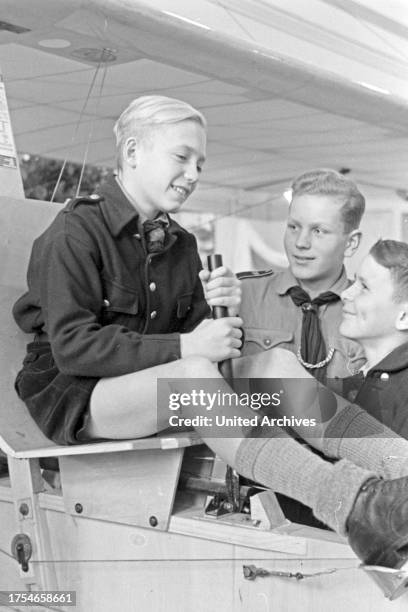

341,341,408,439
13,177,210,444
13,177,210,378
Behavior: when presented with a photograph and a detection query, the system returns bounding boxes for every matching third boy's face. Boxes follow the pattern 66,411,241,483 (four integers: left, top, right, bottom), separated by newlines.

284,194,351,288
340,254,401,342
132,120,206,218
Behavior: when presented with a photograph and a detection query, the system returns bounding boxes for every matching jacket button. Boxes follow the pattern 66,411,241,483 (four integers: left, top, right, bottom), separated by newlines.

133,233,141,240
149,282,156,292
150,311,157,319
264,338,272,346
103,299,110,307
380,372,389,381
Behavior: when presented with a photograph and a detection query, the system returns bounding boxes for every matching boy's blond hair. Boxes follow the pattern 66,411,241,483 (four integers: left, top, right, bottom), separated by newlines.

291,169,365,233
113,95,207,170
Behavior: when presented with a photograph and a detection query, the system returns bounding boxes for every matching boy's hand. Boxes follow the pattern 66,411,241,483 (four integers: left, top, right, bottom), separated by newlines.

180,317,243,362
199,266,241,316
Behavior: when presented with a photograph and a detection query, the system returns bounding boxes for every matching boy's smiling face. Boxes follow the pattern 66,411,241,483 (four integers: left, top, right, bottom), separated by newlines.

126,119,206,219
284,194,358,293
340,254,404,343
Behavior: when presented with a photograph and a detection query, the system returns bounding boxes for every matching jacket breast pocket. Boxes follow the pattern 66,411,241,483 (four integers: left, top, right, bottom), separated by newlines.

177,293,193,318
242,327,294,355
102,279,139,323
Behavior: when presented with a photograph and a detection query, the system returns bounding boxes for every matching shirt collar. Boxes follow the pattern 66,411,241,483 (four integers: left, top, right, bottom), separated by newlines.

276,266,349,297
366,341,408,375
98,176,171,237
115,177,169,229
98,176,140,237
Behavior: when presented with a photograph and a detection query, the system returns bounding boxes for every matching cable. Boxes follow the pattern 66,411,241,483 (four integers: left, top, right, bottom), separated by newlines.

75,51,110,197
0,546,15,560
50,52,107,203
213,0,257,42
26,557,360,568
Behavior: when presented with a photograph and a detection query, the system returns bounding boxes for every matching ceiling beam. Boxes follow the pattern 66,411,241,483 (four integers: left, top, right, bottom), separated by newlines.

322,0,408,41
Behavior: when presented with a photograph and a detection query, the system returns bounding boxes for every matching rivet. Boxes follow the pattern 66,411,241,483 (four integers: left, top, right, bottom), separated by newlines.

75,503,83,514
149,516,158,527
19,503,29,516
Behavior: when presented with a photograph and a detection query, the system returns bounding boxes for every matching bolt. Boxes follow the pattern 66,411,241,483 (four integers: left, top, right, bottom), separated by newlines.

19,503,29,516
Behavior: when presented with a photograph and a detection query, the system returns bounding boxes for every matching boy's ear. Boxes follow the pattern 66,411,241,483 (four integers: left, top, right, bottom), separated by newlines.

123,137,138,168
344,229,362,258
395,306,408,331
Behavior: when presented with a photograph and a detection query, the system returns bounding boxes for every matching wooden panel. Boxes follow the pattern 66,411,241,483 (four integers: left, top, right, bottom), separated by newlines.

59,448,185,530
7,456,58,590
0,196,63,456
170,508,306,556
236,557,406,611
40,503,237,612
0,196,61,289
0,485,27,591
2,486,405,612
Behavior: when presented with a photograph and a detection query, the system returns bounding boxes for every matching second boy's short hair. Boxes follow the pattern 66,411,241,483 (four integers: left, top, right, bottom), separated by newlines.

113,95,207,169
370,239,408,303
291,169,365,233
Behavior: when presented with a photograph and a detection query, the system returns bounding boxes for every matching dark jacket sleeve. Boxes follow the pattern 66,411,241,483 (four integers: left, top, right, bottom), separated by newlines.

36,230,183,378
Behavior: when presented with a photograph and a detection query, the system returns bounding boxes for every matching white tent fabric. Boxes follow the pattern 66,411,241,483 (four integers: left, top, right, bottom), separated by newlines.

215,216,288,272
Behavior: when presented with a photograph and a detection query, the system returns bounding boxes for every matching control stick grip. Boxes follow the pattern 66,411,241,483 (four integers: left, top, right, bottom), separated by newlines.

207,254,233,382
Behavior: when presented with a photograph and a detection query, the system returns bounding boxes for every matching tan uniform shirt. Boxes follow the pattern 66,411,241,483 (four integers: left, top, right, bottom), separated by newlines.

239,267,365,378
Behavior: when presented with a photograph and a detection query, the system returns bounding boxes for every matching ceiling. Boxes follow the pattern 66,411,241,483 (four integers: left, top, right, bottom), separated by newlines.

0,0,407,217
